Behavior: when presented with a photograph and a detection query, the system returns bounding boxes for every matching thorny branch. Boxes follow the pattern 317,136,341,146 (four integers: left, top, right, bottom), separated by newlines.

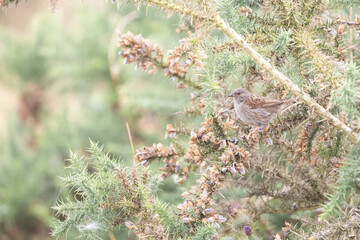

138,0,360,143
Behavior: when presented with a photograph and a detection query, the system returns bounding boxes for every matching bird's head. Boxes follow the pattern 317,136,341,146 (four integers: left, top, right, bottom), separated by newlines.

228,88,252,103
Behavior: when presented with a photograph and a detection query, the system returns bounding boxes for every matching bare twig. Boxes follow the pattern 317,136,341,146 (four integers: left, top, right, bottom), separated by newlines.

126,122,135,163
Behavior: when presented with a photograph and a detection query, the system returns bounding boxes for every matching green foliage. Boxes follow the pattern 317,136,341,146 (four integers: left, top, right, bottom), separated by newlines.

320,144,360,220
0,18,52,84
0,117,58,225
0,3,186,238
52,142,153,239
152,200,189,237
0,11,113,87
0,95,134,238
52,0,360,238
203,40,245,79
319,132,342,159
278,56,304,86
54,0,360,238
53,142,195,240
192,224,217,240
4,0,360,239
332,63,360,122
217,0,254,34
271,29,293,54
328,0,360,6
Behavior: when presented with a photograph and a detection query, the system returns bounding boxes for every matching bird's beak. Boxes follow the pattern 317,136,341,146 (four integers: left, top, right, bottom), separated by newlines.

228,93,234,97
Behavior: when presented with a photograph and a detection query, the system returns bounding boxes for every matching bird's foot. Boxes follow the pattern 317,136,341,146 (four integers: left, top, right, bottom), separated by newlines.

246,128,261,144
248,127,259,138
246,125,269,143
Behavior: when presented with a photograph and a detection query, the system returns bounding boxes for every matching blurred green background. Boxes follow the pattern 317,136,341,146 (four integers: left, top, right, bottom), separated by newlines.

0,1,193,239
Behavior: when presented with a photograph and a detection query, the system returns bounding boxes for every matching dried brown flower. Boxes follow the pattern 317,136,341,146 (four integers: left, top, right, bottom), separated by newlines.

164,124,177,139
237,6,253,16
177,165,227,228
117,31,163,74
135,143,177,164
164,39,205,83
117,31,203,89
116,167,130,191
134,143,188,182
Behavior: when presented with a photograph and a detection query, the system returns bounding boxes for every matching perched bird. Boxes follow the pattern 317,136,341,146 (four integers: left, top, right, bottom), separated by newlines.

228,88,293,135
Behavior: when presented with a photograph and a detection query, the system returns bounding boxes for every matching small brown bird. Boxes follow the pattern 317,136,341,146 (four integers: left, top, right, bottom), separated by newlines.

228,88,293,134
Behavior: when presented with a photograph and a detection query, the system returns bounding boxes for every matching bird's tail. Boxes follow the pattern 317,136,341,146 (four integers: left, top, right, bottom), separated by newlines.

280,98,299,113
283,98,296,104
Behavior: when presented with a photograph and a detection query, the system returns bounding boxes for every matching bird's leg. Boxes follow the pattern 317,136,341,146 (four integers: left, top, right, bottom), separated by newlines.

247,124,268,139
248,127,259,138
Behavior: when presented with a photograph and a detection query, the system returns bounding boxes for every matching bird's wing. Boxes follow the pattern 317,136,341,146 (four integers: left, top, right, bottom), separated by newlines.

245,95,285,109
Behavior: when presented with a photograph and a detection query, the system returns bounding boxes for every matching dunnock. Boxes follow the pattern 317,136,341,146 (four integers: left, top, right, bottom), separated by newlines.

228,88,293,134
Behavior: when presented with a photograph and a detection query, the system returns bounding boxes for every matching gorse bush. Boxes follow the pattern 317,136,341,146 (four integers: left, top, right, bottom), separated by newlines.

3,0,360,239
0,3,183,239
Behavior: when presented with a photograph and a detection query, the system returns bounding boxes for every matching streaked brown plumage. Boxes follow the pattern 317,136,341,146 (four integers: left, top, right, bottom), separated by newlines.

228,88,292,130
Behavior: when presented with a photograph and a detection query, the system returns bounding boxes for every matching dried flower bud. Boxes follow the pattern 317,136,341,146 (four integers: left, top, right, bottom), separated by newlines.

202,188,208,198
239,166,246,175
217,216,227,223
229,166,238,173
125,221,137,229
182,217,194,223
203,208,214,215
116,168,130,190
117,32,163,74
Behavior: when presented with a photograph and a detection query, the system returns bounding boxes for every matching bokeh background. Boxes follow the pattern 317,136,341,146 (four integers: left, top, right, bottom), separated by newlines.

0,1,193,239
